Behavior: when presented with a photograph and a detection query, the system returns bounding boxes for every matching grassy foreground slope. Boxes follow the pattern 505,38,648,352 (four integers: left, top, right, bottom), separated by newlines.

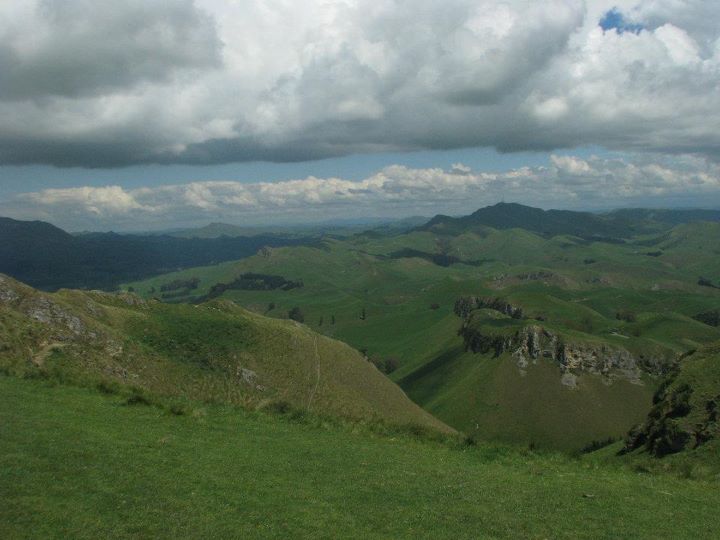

2,375,719,539
0,274,446,432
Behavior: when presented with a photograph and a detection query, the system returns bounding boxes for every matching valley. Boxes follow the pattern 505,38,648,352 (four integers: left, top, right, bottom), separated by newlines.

124,204,720,450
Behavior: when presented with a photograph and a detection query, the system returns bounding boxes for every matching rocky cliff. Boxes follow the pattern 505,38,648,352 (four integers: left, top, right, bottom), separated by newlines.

454,296,523,319
622,344,720,456
455,296,672,386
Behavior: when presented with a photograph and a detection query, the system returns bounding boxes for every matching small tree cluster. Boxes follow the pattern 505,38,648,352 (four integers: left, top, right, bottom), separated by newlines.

616,309,637,323
698,277,719,289
160,276,200,292
369,355,399,374
693,309,720,327
288,306,304,323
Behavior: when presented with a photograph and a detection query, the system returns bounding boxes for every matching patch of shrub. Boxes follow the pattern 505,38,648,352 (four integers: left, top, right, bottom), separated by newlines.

369,356,399,374
463,434,477,446
388,248,460,267
160,290,191,299
288,306,305,323
454,296,523,319
616,309,637,323
692,309,720,327
207,273,303,298
580,436,618,454
169,404,189,416
160,277,200,292
698,277,719,289
96,380,121,395
259,399,294,415
125,389,153,406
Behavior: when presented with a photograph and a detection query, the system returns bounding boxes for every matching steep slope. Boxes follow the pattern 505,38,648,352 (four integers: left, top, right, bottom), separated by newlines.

399,302,668,451
0,274,448,432
623,342,720,458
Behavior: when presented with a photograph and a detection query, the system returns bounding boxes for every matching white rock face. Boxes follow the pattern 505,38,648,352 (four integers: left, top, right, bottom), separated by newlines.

462,322,662,386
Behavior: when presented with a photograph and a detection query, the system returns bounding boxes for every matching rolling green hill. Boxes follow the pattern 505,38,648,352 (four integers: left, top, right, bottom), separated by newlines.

0,274,447,432
123,208,720,450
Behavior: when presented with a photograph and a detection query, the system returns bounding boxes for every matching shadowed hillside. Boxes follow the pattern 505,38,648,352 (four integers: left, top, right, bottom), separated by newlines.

0,274,448,432
0,217,311,291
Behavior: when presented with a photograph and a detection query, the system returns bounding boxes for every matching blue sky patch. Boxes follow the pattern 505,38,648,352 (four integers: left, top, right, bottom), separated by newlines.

599,8,644,34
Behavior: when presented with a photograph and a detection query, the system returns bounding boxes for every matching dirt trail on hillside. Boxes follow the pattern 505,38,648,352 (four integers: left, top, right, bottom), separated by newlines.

307,335,321,411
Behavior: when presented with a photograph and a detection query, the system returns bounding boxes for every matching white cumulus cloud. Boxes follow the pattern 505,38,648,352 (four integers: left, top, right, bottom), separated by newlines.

0,0,719,167
3,153,718,230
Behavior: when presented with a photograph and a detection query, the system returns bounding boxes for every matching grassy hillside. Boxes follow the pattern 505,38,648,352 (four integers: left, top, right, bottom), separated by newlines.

401,342,655,451
0,274,447,432
123,218,720,449
2,375,719,539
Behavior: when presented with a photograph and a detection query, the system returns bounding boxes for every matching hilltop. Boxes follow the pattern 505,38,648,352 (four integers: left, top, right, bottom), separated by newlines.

419,202,637,238
419,202,720,239
0,274,447,432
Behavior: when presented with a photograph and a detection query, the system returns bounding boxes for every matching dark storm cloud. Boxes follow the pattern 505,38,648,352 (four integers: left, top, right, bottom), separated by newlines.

0,0,221,101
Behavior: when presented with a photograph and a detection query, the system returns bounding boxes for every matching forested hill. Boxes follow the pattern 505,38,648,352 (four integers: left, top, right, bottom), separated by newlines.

0,217,310,291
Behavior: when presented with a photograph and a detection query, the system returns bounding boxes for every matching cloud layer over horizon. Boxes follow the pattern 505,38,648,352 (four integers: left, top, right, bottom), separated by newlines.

1,0,720,168
3,153,719,231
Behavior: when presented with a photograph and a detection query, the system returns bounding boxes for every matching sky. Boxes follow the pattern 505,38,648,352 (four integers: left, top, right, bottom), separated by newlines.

0,0,719,231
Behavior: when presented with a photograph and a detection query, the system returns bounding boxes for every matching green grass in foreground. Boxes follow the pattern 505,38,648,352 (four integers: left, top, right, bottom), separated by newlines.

1,375,719,539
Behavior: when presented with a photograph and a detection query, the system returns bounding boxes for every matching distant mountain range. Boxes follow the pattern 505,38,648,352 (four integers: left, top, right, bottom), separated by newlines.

0,217,309,291
3,203,719,290
420,202,720,239
170,216,429,239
